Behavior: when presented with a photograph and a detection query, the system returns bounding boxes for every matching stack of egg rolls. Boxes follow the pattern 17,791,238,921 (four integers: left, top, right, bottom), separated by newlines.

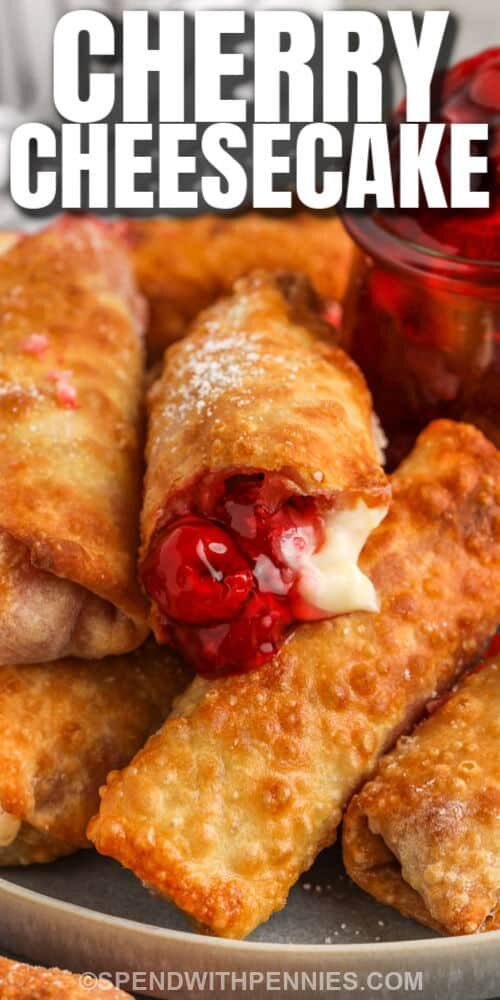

0,644,191,866
89,419,500,938
0,216,148,665
343,649,500,936
117,212,355,360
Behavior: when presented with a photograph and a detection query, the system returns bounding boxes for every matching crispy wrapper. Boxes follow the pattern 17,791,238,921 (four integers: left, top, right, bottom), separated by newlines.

0,957,130,998
343,653,500,936
0,643,191,866
0,216,149,664
89,421,500,938
116,212,355,361
0,232,18,256
142,271,389,626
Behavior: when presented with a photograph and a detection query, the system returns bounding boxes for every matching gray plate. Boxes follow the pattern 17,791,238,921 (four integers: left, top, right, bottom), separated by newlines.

1,844,499,999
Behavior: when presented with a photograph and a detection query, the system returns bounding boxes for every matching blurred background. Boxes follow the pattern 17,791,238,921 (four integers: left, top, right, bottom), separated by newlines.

0,0,495,226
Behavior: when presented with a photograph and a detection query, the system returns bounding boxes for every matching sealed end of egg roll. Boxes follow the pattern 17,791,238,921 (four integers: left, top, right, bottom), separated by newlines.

0,957,131,999
0,643,191,865
117,212,355,360
89,421,500,938
343,651,500,936
0,216,149,664
141,271,389,676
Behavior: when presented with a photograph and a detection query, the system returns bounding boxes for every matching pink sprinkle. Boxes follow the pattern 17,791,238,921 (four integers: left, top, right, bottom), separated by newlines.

56,380,78,408
46,369,79,409
323,300,343,329
21,333,49,357
46,369,72,383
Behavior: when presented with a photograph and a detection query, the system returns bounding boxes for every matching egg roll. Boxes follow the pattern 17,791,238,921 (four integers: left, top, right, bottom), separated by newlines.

343,651,500,936
0,215,149,664
0,643,191,866
140,271,389,676
0,957,130,998
0,232,18,256
116,212,355,361
89,420,500,938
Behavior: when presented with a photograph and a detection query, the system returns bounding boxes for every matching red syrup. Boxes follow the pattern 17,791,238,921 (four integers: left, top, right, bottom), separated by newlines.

142,474,328,676
343,49,500,467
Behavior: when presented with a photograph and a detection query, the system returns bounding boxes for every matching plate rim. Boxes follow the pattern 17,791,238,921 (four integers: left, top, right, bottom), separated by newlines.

2,874,500,957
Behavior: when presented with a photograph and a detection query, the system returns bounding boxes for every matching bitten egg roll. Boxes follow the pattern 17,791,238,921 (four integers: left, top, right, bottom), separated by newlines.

343,650,500,936
140,271,389,676
0,957,130,998
116,212,355,360
0,215,149,664
89,421,500,938
0,643,191,865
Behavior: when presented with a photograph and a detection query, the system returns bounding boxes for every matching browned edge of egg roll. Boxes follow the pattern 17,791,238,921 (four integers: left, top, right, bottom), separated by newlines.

0,956,131,998
0,642,192,865
116,212,356,361
343,653,500,936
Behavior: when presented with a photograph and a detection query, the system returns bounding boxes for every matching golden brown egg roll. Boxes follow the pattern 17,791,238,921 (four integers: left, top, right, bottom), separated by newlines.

140,271,389,676
0,957,130,998
116,212,355,361
89,420,500,938
343,652,500,936
0,232,18,256
0,215,149,664
0,643,191,865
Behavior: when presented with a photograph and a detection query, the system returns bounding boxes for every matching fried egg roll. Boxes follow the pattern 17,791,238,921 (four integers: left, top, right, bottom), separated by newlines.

0,216,149,664
117,212,355,361
343,651,500,936
0,957,130,998
140,271,389,676
0,644,191,865
0,232,18,256
89,421,500,938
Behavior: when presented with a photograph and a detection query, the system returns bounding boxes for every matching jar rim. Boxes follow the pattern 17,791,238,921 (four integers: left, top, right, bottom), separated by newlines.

342,211,500,286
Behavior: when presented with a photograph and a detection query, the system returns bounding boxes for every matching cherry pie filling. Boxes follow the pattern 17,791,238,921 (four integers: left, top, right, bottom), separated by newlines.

142,473,383,677
347,49,500,463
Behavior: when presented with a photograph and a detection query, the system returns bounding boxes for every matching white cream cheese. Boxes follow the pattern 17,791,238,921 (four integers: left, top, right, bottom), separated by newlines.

0,804,21,847
280,500,388,616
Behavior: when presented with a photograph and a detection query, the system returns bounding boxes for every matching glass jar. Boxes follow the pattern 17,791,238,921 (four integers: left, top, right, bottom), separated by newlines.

342,212,500,465
342,46,500,466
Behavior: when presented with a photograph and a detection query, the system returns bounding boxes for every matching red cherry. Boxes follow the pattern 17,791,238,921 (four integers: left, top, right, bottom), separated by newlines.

487,631,500,659
219,476,261,547
145,476,329,676
172,591,293,676
469,60,500,113
142,517,253,625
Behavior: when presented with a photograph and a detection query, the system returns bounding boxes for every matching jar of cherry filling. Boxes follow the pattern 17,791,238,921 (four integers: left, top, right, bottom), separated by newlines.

342,49,500,467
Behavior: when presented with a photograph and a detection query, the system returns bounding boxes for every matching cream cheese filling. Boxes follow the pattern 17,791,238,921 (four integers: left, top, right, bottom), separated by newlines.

0,803,21,847
281,500,388,615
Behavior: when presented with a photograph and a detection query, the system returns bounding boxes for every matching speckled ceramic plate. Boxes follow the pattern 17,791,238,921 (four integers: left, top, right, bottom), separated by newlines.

1,843,499,999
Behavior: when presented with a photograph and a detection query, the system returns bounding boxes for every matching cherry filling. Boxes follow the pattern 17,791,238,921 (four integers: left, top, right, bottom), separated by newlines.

142,475,327,676
386,49,500,261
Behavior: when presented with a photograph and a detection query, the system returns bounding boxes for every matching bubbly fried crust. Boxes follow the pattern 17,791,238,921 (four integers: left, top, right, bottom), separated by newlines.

142,271,389,592
89,421,500,938
0,216,149,663
343,654,500,936
116,213,355,361
0,643,192,865
0,957,130,998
